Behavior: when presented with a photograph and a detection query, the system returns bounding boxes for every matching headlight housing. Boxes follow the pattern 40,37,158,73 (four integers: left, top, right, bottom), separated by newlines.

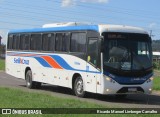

104,75,116,83
146,77,154,83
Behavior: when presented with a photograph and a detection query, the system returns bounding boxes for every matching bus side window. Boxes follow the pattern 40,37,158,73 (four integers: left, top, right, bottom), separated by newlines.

30,34,42,51
70,32,86,52
55,33,63,52
88,38,98,66
55,33,70,52
12,35,20,50
49,34,55,51
42,34,49,51
20,34,30,50
42,33,54,51
12,35,16,50
63,33,70,52
8,34,13,49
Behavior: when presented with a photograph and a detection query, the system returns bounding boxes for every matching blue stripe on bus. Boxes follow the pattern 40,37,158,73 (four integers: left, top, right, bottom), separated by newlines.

50,55,101,74
34,57,52,68
9,25,99,33
104,71,153,84
50,55,75,70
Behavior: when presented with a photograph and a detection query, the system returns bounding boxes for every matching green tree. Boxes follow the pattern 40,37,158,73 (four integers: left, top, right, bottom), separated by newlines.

0,44,6,57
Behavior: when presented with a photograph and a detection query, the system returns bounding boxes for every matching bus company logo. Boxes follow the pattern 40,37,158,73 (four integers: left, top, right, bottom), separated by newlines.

14,58,29,65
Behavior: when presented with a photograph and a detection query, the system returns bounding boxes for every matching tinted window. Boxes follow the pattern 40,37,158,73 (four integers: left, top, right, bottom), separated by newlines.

42,33,54,51
88,39,98,65
55,33,63,51
12,35,20,50
62,33,70,52
71,33,86,52
8,34,13,49
55,33,70,52
20,34,30,50
30,34,42,50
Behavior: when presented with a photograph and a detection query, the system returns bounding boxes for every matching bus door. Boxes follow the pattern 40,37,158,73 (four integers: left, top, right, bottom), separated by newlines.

86,37,99,93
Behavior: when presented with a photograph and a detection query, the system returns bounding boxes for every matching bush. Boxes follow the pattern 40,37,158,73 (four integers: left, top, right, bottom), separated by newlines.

153,62,160,70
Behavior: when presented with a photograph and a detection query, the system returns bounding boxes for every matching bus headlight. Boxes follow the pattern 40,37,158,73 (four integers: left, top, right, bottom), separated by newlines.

146,77,154,83
105,76,116,83
106,77,111,81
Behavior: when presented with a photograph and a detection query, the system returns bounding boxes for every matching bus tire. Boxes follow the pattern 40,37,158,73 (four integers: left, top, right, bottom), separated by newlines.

74,76,85,97
26,70,36,89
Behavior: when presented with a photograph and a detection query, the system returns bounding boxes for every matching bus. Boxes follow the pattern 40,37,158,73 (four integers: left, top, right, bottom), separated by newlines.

6,22,153,97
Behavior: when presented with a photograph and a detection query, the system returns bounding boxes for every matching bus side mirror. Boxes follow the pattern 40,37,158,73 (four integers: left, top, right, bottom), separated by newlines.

100,36,104,52
87,56,91,62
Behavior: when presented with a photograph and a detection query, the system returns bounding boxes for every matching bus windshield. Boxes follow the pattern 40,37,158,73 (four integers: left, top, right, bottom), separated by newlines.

102,32,152,76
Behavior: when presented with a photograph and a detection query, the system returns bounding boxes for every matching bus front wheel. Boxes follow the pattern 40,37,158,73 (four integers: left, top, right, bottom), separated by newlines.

26,70,35,89
74,77,85,97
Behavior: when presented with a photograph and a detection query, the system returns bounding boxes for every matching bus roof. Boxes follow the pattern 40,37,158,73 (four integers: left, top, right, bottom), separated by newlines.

9,25,99,34
99,24,148,34
9,24,148,35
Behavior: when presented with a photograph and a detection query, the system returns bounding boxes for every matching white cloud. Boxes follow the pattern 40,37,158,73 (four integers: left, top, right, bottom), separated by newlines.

81,0,109,3
61,0,75,7
149,23,156,28
61,0,109,7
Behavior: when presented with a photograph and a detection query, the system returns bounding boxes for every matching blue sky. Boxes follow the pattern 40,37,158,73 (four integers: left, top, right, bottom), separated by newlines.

0,0,160,44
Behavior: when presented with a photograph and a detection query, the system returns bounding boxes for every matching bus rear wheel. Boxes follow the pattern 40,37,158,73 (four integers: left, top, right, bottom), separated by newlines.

73,77,85,97
26,70,41,89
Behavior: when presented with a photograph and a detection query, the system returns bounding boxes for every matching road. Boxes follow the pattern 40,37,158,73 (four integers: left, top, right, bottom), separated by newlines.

0,71,160,108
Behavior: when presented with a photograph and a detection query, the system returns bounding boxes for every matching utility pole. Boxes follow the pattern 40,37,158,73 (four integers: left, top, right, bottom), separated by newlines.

0,36,2,46
150,30,155,37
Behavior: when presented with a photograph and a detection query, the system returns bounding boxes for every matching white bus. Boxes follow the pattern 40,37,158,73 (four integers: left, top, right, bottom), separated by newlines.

6,22,153,97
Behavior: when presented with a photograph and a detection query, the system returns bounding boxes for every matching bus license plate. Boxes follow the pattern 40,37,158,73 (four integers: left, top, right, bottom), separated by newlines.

128,88,137,92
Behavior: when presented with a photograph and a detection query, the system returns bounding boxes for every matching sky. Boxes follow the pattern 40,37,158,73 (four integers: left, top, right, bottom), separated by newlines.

0,0,160,44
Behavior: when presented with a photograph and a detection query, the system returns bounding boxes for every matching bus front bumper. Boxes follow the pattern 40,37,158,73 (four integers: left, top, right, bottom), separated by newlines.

101,76,153,95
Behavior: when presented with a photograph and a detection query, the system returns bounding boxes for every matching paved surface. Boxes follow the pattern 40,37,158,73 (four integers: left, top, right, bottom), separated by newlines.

1,71,160,108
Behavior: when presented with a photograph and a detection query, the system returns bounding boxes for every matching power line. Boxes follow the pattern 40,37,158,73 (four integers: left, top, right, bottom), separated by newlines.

3,1,160,22
0,0,160,33
1,4,160,27
0,20,40,27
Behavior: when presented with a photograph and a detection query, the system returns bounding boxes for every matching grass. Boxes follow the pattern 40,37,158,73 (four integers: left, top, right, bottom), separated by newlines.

0,87,105,108
0,59,5,71
0,87,159,117
153,76,160,90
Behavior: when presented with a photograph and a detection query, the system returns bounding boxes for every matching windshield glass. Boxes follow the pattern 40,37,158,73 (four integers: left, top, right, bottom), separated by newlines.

102,32,152,76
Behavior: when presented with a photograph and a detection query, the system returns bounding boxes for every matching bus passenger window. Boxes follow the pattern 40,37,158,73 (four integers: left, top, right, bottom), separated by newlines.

12,35,20,50
30,34,42,51
8,35,13,49
42,33,54,51
62,33,70,52
55,33,63,51
71,33,86,52
20,34,30,50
